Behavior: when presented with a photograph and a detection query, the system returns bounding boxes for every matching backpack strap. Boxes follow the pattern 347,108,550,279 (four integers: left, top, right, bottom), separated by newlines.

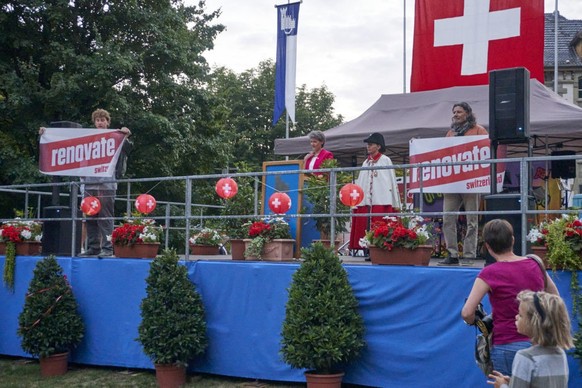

526,254,548,290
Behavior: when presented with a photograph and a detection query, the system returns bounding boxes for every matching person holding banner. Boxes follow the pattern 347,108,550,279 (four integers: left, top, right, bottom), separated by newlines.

438,102,488,266
349,132,401,252
39,109,131,257
82,109,131,257
303,130,333,171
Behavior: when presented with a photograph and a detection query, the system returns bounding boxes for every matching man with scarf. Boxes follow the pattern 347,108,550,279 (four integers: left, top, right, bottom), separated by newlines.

438,102,488,266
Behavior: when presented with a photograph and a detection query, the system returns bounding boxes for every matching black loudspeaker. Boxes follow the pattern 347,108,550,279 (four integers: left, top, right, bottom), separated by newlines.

483,194,534,266
489,67,530,144
42,206,82,256
551,150,576,179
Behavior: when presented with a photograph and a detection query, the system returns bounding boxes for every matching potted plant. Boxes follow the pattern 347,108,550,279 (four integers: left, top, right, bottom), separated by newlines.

217,162,258,260
1,219,43,291
545,214,582,271
526,219,551,265
228,223,252,260
17,255,84,377
189,227,222,255
281,242,366,387
302,159,351,249
359,214,434,266
137,249,208,388
110,216,163,259
244,217,294,261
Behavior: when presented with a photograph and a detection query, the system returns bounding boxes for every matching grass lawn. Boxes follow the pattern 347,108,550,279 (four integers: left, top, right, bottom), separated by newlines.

0,356,305,387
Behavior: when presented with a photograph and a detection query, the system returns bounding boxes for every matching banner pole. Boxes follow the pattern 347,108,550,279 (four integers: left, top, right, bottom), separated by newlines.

403,0,407,93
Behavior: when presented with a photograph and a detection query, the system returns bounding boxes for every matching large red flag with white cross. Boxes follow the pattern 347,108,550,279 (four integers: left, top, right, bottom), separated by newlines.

411,0,544,92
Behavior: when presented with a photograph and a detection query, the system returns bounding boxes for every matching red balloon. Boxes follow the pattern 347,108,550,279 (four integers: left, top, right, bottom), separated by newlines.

268,192,292,214
135,194,157,214
80,196,101,216
339,183,364,207
215,178,238,199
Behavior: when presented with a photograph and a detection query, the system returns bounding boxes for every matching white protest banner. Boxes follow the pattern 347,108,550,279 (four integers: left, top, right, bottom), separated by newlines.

409,135,504,193
39,128,126,177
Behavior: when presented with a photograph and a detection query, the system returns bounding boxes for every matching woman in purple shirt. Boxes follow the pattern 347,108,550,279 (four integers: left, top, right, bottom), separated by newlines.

461,219,559,376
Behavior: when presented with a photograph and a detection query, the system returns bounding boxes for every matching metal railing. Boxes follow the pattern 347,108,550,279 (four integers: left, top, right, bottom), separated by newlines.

1,153,580,258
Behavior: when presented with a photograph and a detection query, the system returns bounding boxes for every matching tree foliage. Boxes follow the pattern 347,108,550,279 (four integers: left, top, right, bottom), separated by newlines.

0,1,344,218
0,0,225,190
208,60,343,169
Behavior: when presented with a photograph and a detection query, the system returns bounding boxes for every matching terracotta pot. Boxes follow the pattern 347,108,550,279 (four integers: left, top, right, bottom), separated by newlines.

304,371,344,388
530,246,549,268
189,244,219,256
245,239,295,261
0,242,5,255
15,241,42,256
155,363,186,388
369,245,432,266
229,239,246,260
113,243,159,259
39,352,69,377
312,239,341,252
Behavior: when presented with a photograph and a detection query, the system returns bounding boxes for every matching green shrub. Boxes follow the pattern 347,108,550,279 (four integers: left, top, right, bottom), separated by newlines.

281,242,365,374
137,249,208,366
17,256,84,358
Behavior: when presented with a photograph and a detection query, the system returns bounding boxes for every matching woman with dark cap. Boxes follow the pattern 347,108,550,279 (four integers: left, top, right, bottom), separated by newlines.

303,130,334,170
349,132,401,251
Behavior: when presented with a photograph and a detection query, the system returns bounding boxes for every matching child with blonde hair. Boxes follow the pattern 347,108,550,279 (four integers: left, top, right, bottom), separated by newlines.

488,290,573,388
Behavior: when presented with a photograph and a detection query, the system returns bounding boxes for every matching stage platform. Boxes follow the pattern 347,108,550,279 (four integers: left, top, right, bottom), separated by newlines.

1,255,580,388
185,253,488,268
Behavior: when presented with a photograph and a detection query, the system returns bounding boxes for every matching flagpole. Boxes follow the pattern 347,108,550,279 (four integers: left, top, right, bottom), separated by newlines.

286,0,292,142
554,0,558,93
403,0,407,93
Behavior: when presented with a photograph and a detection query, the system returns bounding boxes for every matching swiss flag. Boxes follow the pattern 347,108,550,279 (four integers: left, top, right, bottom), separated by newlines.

411,0,544,92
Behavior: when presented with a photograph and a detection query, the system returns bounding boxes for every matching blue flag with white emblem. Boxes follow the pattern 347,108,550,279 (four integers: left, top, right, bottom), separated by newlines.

273,2,300,126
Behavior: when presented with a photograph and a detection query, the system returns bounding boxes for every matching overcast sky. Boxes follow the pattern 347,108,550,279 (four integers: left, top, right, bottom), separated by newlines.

197,0,582,121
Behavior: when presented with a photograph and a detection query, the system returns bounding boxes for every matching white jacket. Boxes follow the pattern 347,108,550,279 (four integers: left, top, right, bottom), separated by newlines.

355,154,402,208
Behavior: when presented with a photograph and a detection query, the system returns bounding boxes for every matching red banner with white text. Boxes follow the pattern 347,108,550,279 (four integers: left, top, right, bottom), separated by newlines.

411,0,543,91
39,128,126,177
409,136,504,193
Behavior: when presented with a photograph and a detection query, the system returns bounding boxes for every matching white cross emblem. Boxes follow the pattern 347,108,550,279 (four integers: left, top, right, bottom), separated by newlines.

90,199,99,209
350,189,361,201
433,0,520,75
272,197,281,209
222,183,232,195
146,199,155,210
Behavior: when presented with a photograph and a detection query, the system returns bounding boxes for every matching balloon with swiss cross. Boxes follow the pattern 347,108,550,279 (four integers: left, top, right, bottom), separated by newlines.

268,192,292,214
339,183,364,207
80,196,101,216
215,177,238,199
135,194,157,214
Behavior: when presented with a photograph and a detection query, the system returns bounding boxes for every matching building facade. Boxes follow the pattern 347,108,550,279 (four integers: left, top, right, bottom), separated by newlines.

544,12,582,107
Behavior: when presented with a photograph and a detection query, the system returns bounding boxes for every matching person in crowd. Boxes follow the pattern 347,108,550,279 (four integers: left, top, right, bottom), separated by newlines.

487,291,573,388
349,132,401,251
40,109,131,257
438,102,488,266
303,130,334,171
461,219,559,377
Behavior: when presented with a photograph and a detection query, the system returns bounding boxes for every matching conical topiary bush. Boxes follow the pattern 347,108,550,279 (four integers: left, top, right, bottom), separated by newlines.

17,255,84,376
137,249,208,387
281,242,365,382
